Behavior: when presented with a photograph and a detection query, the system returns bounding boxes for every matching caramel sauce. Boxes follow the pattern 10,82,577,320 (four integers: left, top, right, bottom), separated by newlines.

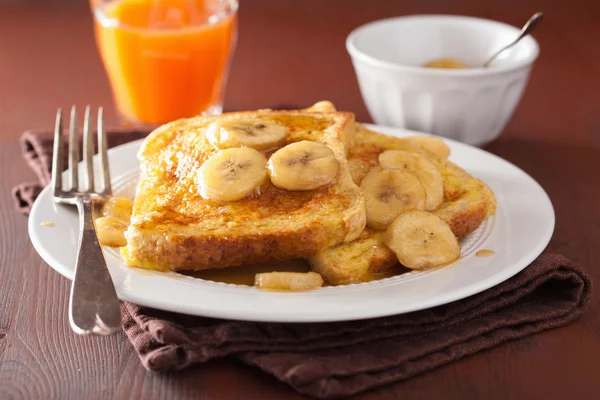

182,260,405,287
181,258,312,286
367,264,411,281
368,271,401,281
424,58,470,69
476,249,495,257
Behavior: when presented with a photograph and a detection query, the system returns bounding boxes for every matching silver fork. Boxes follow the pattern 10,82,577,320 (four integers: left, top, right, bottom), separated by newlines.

52,105,121,335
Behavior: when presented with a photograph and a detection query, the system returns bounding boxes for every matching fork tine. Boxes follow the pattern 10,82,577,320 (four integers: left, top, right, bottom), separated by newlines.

51,108,64,196
97,107,111,194
82,105,94,192
68,106,79,191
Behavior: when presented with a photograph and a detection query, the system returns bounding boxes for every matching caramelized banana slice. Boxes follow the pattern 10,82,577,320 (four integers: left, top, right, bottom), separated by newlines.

379,150,444,210
403,136,451,159
95,216,128,247
254,271,324,291
198,147,268,202
101,197,134,223
360,168,426,230
267,141,338,191
206,117,286,150
304,101,337,113
383,210,460,269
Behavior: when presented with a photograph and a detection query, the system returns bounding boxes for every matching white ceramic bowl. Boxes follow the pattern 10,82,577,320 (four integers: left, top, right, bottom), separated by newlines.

346,15,540,146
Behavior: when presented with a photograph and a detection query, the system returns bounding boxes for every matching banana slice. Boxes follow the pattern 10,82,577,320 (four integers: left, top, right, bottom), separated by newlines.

95,216,128,247
254,271,324,291
360,168,426,230
267,141,338,191
378,150,444,210
198,147,268,202
206,117,286,150
305,101,337,113
383,210,460,269
101,197,134,223
403,136,450,159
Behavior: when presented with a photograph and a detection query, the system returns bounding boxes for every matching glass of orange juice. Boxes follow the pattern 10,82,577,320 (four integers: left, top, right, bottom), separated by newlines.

91,0,238,127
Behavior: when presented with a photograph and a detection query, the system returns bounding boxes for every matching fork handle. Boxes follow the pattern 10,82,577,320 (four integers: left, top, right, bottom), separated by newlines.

68,198,122,335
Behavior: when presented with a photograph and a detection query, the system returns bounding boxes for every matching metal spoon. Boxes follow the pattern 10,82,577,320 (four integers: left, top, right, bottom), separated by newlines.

482,12,544,67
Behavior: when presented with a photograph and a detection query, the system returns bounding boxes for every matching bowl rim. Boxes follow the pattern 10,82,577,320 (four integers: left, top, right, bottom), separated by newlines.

346,14,540,76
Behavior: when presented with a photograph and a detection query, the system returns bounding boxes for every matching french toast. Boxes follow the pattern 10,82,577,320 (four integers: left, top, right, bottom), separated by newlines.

307,122,497,285
123,109,366,271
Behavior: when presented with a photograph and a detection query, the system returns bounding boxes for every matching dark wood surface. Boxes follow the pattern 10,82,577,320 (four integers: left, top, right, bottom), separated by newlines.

1,0,600,399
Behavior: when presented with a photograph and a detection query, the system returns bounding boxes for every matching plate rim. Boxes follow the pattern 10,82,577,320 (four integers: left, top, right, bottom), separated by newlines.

28,123,555,322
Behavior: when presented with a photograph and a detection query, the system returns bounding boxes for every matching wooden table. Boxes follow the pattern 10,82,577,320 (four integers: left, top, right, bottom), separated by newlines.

1,0,599,398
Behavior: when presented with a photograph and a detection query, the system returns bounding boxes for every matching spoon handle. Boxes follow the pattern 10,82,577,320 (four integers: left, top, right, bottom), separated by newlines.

483,12,544,67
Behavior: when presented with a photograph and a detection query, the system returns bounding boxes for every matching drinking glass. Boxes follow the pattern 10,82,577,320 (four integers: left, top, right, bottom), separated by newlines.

91,0,238,127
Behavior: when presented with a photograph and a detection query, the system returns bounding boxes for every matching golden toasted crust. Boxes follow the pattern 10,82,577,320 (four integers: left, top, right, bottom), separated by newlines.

125,110,366,271
433,177,496,237
306,228,399,285
308,124,497,285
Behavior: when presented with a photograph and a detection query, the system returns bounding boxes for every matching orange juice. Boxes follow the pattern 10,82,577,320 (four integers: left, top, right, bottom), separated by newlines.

93,0,237,126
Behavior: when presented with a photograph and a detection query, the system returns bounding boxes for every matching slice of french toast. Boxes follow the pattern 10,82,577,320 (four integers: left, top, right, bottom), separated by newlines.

306,120,497,285
123,109,366,271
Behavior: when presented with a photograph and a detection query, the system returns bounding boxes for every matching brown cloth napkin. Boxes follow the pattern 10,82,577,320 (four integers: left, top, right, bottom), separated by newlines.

15,130,593,399
13,129,148,215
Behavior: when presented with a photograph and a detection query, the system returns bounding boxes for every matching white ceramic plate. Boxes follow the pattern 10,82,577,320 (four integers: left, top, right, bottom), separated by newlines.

28,124,554,323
